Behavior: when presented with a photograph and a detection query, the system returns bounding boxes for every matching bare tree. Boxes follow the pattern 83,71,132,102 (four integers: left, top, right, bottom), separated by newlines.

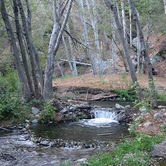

128,0,157,108
104,0,138,86
0,0,31,100
111,16,117,71
86,0,103,75
43,0,74,100
128,0,132,47
62,35,74,75
13,0,34,95
66,23,78,76
80,0,98,75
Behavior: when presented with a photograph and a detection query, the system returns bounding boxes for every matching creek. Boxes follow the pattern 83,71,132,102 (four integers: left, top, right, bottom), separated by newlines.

0,101,131,166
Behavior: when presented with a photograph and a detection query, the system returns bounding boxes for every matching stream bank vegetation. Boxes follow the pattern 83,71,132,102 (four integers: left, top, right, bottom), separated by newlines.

81,135,165,166
0,68,57,122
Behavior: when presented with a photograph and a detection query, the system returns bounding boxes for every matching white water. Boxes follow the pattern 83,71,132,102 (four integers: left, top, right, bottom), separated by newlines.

79,109,118,127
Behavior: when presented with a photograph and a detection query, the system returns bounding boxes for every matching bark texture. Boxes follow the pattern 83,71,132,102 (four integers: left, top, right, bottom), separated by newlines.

0,0,31,100
43,0,73,100
128,0,157,108
104,0,138,85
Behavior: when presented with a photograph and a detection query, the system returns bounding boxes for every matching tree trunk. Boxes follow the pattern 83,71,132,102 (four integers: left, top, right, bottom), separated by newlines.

62,35,74,75
86,0,103,75
13,0,34,96
136,11,142,73
128,0,157,108
66,24,78,76
104,0,138,85
80,0,98,75
0,0,31,100
128,0,132,47
57,61,64,77
25,0,31,34
25,0,44,94
59,59,92,66
163,0,166,14
43,0,60,100
115,1,128,72
43,0,73,100
17,0,40,98
111,17,117,71
121,0,127,39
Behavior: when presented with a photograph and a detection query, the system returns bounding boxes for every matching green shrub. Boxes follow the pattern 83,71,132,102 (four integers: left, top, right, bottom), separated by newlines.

40,101,57,122
111,89,136,101
0,68,33,122
0,69,21,120
83,135,164,166
59,162,72,166
157,93,166,102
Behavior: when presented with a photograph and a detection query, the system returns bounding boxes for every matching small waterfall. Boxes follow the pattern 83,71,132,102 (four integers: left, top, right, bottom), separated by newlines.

92,110,118,120
79,109,118,127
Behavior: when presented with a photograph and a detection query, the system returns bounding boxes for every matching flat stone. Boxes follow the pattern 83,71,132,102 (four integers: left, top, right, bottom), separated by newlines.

158,105,166,109
143,121,152,128
140,107,147,113
150,141,166,158
32,119,38,124
115,103,124,110
35,115,40,118
40,140,50,146
18,135,29,141
32,107,40,115
25,120,30,123
154,112,163,119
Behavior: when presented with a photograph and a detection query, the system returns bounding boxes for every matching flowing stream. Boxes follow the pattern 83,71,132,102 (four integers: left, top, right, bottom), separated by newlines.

1,101,165,165
0,101,130,166
32,108,128,142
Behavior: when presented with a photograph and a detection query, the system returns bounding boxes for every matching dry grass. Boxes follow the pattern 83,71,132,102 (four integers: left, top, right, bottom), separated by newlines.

53,73,166,90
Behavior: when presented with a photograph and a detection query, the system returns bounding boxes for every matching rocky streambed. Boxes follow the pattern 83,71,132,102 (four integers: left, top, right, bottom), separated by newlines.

0,101,132,166
0,121,127,166
1,101,166,166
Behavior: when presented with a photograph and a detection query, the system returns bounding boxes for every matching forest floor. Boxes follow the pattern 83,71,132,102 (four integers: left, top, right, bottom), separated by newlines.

53,73,166,92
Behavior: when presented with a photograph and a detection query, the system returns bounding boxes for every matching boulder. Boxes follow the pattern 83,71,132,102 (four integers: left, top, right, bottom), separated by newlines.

32,107,40,115
154,112,163,119
150,141,166,158
117,107,133,123
150,55,165,64
60,108,68,113
115,103,124,110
